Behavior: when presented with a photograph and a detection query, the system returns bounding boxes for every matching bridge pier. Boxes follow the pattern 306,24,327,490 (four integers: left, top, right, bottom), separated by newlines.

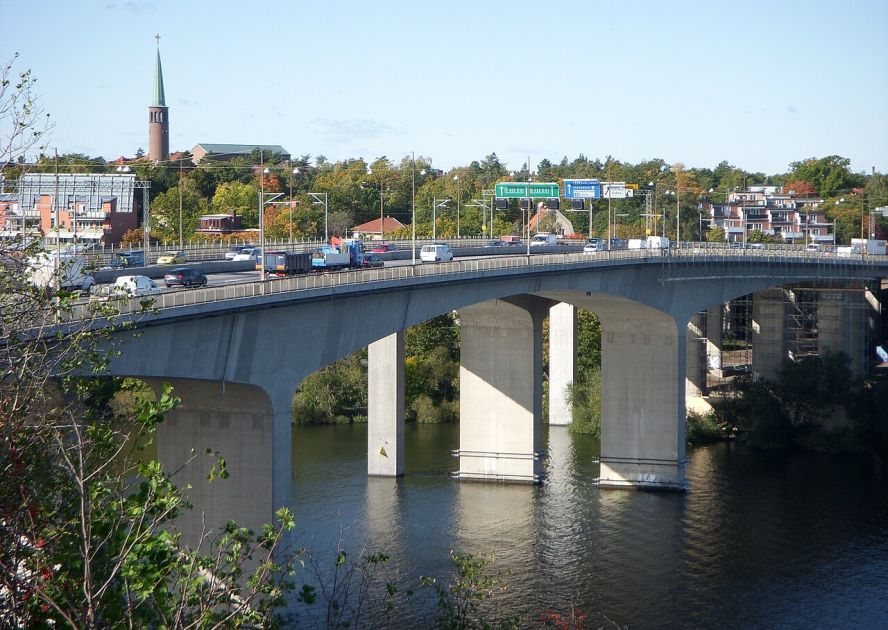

686,311,708,397
149,379,291,550
367,331,405,476
706,305,723,376
817,286,869,375
548,302,577,426
596,310,687,490
752,288,787,380
457,297,548,483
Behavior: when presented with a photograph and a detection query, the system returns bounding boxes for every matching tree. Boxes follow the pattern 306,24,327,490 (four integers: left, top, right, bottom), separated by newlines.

212,181,257,225
148,179,207,243
788,156,864,197
782,179,816,196
0,244,296,627
0,53,53,175
706,226,726,242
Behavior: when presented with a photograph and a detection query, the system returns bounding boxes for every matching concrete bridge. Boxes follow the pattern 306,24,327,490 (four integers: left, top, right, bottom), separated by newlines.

98,249,887,537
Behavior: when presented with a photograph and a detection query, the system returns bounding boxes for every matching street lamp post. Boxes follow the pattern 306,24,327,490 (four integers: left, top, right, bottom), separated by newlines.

289,167,298,244
259,162,268,281
411,155,426,266
432,197,449,240
453,174,460,239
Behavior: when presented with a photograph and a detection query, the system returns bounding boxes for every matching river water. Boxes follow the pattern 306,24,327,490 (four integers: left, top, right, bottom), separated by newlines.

289,423,888,628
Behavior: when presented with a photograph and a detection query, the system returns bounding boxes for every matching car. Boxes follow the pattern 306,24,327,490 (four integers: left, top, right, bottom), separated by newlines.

224,245,255,260
420,243,454,263
371,243,397,253
106,249,145,269
362,253,384,268
164,267,208,288
747,243,765,250
232,247,261,262
484,239,506,247
583,238,604,253
156,251,187,265
108,274,162,297
608,238,627,250
805,243,822,252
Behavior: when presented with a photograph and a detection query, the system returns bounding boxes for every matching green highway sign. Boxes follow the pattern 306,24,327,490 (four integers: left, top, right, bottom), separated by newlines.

495,182,560,198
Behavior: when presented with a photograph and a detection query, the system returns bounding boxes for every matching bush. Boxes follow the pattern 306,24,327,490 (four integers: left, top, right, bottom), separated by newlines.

568,370,601,437
686,410,724,446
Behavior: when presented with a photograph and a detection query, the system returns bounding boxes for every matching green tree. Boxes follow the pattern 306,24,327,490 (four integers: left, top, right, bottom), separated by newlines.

788,156,864,197
148,179,207,243
212,180,257,226
0,245,296,627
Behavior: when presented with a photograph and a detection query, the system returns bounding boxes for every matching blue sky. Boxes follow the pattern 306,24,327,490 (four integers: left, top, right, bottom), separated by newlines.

4,0,887,175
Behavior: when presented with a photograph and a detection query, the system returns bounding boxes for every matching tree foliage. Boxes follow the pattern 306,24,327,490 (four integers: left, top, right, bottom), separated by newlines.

0,243,297,627
0,53,53,175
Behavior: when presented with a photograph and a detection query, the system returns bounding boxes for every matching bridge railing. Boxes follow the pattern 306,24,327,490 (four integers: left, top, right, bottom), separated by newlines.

67,248,886,321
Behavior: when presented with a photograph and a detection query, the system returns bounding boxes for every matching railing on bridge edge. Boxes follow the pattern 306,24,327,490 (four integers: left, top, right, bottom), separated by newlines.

70,248,887,321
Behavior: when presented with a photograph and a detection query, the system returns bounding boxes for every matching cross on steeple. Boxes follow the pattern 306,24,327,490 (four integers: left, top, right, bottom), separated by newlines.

155,33,161,46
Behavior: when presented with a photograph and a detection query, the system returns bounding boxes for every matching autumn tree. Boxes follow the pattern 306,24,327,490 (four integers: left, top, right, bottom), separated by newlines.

0,53,53,175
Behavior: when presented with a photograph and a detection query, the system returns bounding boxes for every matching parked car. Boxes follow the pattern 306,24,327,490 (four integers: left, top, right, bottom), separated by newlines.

164,267,208,288
371,243,397,253
232,247,261,261
156,251,187,265
224,245,255,260
420,243,454,263
362,253,384,268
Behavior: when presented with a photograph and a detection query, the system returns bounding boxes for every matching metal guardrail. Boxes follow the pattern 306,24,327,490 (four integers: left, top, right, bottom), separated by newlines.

69,248,888,321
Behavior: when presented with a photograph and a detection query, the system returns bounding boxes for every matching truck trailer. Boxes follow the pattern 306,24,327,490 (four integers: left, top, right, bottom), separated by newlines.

264,251,312,276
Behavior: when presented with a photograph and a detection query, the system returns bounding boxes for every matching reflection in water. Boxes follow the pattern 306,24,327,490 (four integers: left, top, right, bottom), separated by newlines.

286,423,888,626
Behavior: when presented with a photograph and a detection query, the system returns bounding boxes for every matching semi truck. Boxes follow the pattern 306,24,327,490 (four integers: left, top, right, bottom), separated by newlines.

263,251,313,276
311,237,365,270
27,251,95,294
850,238,887,255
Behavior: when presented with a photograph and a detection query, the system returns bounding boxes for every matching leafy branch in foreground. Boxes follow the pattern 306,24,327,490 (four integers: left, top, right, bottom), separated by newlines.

1,243,297,628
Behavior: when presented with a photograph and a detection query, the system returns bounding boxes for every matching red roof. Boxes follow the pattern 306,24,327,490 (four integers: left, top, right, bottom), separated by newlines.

352,216,406,234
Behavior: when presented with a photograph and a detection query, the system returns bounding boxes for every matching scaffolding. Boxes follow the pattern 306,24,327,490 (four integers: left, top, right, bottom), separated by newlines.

720,280,883,378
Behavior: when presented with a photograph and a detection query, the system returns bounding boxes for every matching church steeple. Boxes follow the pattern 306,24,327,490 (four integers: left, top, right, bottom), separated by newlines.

148,34,169,162
153,45,166,107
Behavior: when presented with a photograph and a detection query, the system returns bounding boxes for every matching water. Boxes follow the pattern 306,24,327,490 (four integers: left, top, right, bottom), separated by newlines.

290,423,888,628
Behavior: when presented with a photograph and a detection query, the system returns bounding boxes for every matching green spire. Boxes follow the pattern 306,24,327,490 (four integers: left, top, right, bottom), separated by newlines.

153,47,166,107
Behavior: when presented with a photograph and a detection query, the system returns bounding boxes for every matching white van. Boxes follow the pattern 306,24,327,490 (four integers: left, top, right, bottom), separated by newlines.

530,233,557,246
420,244,454,263
112,275,163,297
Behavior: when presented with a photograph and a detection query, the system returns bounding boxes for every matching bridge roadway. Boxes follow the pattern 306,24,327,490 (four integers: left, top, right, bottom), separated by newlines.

91,249,887,544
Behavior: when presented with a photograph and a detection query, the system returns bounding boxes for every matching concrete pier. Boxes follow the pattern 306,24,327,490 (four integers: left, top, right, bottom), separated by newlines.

686,312,707,397
595,308,687,490
706,305,723,375
150,379,286,549
817,287,868,375
548,302,577,426
752,288,787,380
367,331,405,476
458,297,548,482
